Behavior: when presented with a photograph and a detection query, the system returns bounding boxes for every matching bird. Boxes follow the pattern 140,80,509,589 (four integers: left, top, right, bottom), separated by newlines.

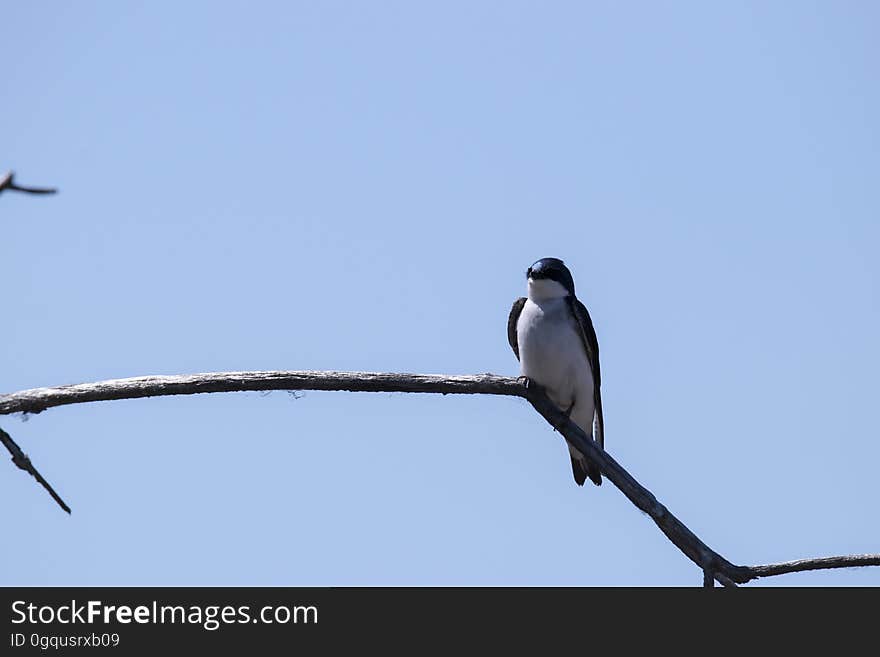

508,257,604,486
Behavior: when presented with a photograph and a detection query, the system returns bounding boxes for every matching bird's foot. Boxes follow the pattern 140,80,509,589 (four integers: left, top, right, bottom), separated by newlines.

552,402,575,433
516,375,531,390
551,402,574,433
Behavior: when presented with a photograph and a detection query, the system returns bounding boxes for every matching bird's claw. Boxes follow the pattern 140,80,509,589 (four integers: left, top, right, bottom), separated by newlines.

552,403,575,433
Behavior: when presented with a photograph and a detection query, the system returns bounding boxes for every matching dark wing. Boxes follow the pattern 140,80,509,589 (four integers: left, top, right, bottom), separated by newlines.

507,297,527,361
567,296,604,449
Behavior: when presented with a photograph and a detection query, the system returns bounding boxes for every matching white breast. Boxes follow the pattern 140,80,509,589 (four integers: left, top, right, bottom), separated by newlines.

517,297,595,434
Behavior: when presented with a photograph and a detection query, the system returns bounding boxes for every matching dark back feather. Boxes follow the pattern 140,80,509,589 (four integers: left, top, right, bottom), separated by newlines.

567,296,604,448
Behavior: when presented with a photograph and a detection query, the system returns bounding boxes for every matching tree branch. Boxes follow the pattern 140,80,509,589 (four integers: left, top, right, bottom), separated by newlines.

0,170,58,195
1,369,876,584
0,427,70,513
0,372,521,416
745,555,880,580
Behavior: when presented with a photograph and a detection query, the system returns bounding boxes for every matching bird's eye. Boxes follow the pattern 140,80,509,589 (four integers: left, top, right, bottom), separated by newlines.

526,268,532,278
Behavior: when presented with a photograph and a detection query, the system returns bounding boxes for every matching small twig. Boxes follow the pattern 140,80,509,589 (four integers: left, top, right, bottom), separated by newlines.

713,571,737,588
744,555,880,580
0,427,70,513
703,569,714,587
0,170,57,195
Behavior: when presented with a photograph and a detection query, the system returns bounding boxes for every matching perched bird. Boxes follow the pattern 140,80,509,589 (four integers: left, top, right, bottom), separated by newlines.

508,258,604,486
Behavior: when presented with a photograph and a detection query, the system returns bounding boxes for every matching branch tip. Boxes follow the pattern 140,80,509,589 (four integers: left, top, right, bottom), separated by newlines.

0,427,71,514
0,170,58,195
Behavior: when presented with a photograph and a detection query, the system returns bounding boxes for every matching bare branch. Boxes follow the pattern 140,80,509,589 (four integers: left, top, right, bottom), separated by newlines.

0,170,58,195
0,427,70,514
745,555,880,580
1,369,876,584
713,572,737,588
0,371,521,416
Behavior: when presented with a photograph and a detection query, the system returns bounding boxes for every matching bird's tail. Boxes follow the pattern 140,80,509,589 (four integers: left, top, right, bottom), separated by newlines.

569,452,602,487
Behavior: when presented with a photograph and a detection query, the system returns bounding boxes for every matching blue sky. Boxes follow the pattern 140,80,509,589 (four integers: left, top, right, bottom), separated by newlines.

2,1,878,586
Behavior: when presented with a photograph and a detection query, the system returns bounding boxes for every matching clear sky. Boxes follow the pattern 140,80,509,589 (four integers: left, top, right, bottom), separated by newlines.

2,2,878,586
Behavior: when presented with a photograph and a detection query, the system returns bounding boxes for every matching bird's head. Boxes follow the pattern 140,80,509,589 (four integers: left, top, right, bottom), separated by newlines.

526,257,575,300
